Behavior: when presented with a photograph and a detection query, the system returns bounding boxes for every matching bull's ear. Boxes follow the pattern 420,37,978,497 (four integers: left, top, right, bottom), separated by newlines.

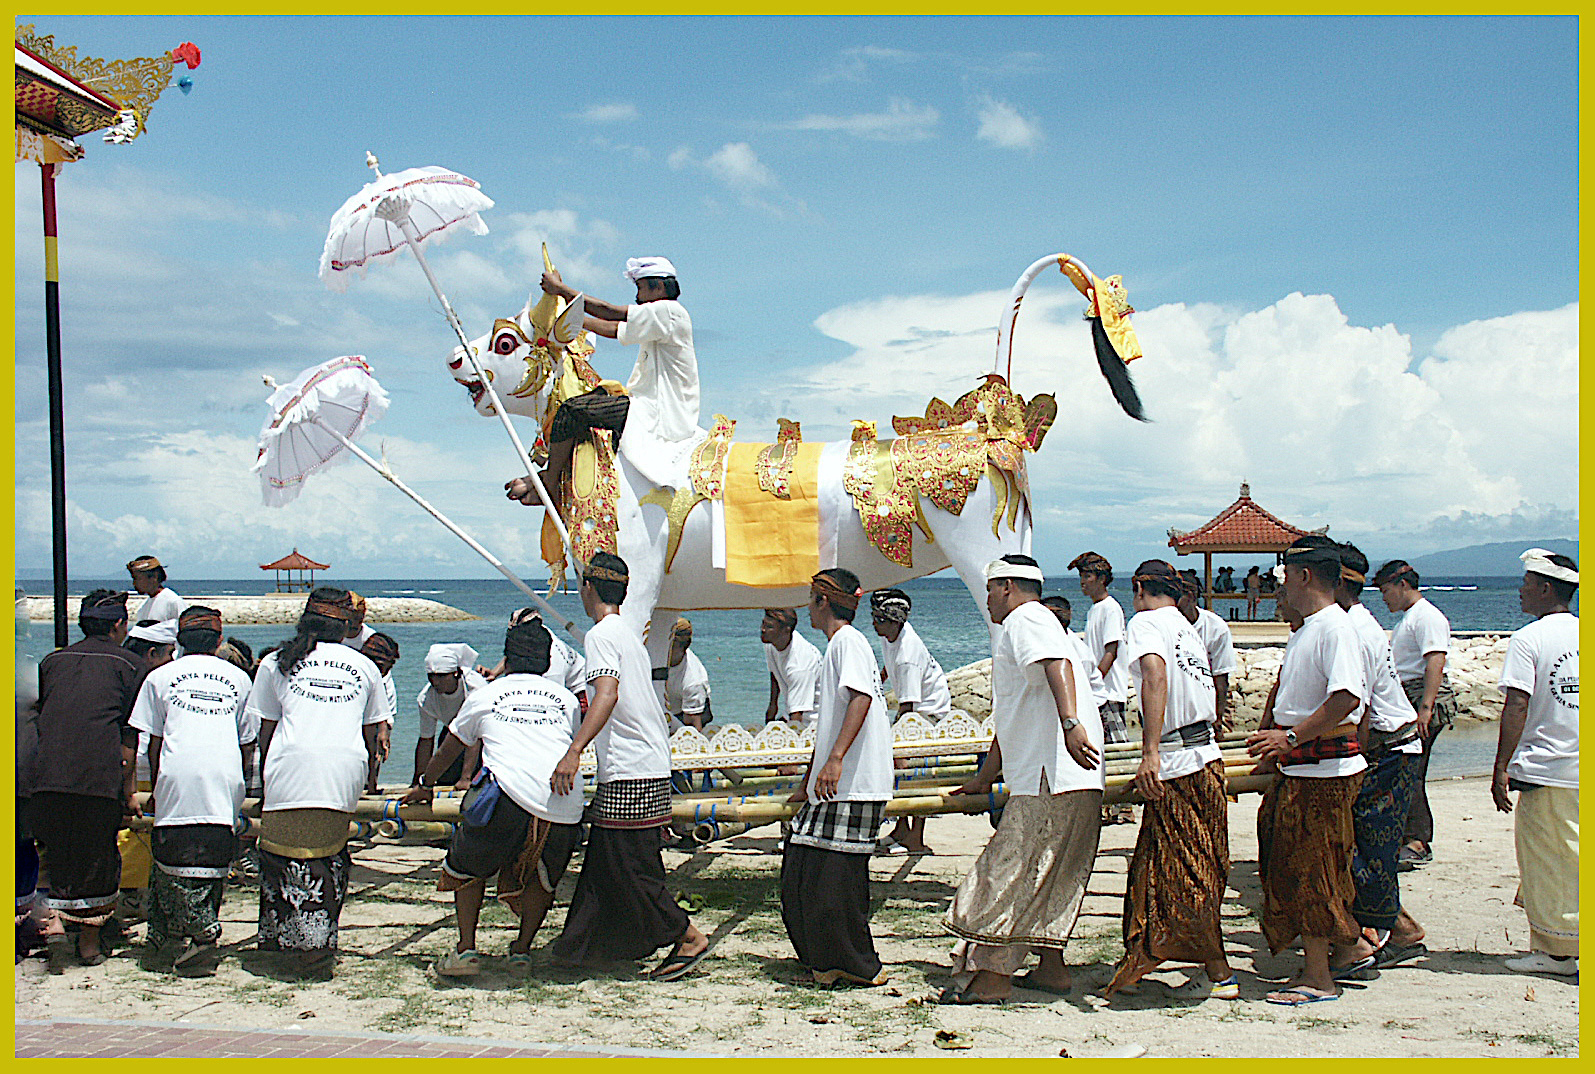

554,294,585,344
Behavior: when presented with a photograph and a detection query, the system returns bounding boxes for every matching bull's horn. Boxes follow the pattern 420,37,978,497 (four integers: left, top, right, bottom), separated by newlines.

527,241,560,335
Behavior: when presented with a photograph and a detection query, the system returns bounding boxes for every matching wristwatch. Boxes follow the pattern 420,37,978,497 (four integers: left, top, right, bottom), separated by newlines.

1284,728,1299,748
1062,717,1079,732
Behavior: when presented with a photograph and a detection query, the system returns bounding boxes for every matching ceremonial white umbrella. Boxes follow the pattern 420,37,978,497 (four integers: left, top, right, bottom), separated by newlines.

253,356,583,641
318,153,574,564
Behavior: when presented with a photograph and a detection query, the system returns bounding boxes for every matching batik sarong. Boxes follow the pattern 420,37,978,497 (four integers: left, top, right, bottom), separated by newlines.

31,791,122,926
148,824,236,949
1106,760,1229,994
947,776,1103,974
256,808,353,954
1349,748,1421,931
1514,784,1579,957
1257,771,1364,952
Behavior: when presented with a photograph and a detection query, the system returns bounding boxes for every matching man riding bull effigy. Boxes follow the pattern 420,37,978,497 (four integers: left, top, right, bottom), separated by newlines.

506,256,700,513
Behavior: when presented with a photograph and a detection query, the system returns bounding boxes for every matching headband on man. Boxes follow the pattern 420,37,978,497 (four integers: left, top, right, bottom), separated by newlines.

869,590,912,623
763,608,798,627
178,606,224,634
1339,566,1366,584
584,563,630,585
811,572,862,611
1067,551,1111,575
305,595,353,622
624,256,677,281
671,617,694,644
425,643,479,673
128,619,178,645
348,591,367,616
1521,547,1579,585
986,559,1045,584
126,555,162,573
1283,546,1339,567
80,593,130,621
361,634,401,664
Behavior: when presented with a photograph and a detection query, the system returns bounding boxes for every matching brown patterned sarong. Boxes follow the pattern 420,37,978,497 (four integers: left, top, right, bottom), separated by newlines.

1106,759,1229,994
1257,772,1364,952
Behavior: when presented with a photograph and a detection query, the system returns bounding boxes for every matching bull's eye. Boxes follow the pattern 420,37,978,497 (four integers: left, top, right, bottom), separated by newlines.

494,333,517,355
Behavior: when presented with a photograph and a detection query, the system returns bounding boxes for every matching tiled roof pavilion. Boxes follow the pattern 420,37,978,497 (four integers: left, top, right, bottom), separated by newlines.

1167,483,1326,610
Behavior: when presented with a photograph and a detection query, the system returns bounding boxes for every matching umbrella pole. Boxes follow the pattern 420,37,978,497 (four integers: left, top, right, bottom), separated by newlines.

308,416,585,643
385,214,578,569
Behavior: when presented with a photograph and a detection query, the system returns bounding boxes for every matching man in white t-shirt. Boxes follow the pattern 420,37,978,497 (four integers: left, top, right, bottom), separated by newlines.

129,605,256,977
943,555,1103,1005
413,644,487,789
1071,551,1132,823
1330,543,1429,973
548,552,709,980
1176,571,1237,731
403,618,587,979
1373,558,1456,868
126,555,186,625
869,588,950,856
507,256,699,507
360,633,401,794
762,608,821,727
658,616,712,731
489,609,588,704
1246,538,1368,1005
781,567,894,987
1493,548,1579,977
1106,560,1235,1001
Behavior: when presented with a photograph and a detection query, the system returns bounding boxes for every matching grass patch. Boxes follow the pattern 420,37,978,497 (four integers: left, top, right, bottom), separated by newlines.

1295,1016,1349,1032
1513,1032,1574,1056
1217,1004,1275,1023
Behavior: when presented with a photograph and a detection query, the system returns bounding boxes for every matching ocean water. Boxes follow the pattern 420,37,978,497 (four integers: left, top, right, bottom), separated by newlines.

16,573,1549,782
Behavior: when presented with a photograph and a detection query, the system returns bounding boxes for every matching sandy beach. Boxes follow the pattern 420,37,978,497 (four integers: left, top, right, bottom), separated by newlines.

21,595,476,624
15,771,1576,1058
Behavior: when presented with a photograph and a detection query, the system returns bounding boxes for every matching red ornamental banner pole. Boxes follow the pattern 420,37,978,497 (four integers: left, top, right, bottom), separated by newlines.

41,161,70,648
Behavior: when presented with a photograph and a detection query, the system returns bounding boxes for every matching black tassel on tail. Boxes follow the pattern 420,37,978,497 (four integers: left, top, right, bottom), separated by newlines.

1090,317,1148,422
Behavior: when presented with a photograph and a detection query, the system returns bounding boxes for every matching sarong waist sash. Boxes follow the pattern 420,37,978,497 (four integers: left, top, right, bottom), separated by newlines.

258,808,352,860
1280,722,1360,768
1159,721,1215,750
1367,724,1419,753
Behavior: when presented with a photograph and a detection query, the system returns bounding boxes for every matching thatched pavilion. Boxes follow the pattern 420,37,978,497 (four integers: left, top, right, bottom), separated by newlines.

260,549,329,593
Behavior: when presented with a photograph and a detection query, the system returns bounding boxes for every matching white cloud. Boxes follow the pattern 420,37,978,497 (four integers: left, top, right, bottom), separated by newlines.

816,45,917,83
974,94,1042,149
766,288,1578,557
703,142,777,190
785,98,940,142
572,102,637,123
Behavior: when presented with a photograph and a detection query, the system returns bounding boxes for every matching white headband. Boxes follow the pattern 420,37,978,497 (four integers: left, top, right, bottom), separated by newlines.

624,256,676,281
1521,548,1578,585
425,643,479,673
985,559,1045,584
128,618,178,645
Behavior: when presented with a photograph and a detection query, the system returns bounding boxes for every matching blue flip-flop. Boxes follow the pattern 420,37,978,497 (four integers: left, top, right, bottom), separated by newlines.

1265,985,1339,1005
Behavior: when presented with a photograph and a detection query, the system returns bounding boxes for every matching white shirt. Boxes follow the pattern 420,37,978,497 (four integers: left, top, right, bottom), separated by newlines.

615,298,699,468
448,673,586,824
548,633,587,696
417,669,489,739
1085,595,1129,703
248,641,388,812
1190,608,1238,677
660,649,711,717
584,613,671,782
807,624,893,802
1345,603,1420,752
1065,627,1107,707
1273,603,1368,778
378,672,397,724
341,624,376,649
766,632,823,723
992,601,1104,797
129,654,256,828
1126,605,1220,781
134,587,185,624
1499,611,1578,789
1391,596,1450,682
880,621,951,717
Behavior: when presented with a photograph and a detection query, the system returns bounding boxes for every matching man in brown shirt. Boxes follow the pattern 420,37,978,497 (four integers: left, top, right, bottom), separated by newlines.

33,590,147,970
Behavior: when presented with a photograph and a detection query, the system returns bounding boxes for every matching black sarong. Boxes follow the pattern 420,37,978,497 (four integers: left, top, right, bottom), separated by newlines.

781,840,881,982
552,826,687,964
31,791,122,925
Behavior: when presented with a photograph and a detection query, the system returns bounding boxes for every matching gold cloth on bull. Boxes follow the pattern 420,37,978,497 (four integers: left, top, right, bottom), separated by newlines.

725,433,825,588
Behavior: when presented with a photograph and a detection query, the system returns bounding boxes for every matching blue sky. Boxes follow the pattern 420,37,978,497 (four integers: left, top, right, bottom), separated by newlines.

13,15,1578,580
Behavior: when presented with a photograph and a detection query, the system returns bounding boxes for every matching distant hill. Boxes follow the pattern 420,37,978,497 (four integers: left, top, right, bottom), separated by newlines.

1408,539,1579,577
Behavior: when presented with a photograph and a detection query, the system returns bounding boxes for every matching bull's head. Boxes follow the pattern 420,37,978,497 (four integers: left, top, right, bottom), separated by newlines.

448,245,593,424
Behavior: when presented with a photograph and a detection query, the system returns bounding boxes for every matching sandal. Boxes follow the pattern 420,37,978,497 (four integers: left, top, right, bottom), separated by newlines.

1330,954,1376,981
937,985,1007,1005
650,943,709,982
505,951,532,976
1265,985,1338,1005
1371,941,1427,969
434,948,482,977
